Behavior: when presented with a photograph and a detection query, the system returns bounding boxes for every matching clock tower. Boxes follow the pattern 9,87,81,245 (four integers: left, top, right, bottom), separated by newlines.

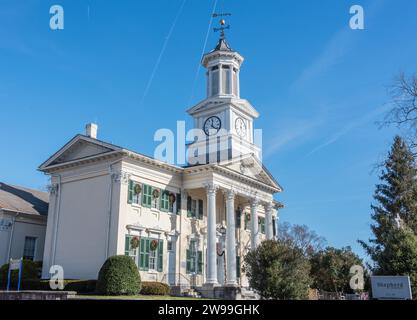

186,19,260,165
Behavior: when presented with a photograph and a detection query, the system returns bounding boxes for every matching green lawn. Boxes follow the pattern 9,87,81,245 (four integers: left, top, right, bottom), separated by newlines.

71,294,206,300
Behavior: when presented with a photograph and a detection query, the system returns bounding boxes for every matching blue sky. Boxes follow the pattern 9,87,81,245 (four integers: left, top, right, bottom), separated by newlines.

1,0,417,259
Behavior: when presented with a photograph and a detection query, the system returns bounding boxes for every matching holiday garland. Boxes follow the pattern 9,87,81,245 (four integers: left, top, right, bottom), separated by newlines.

130,236,139,249
150,239,159,251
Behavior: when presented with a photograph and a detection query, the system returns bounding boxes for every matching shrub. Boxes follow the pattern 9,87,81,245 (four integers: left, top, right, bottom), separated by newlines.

96,255,141,295
64,280,97,293
140,282,170,295
0,279,97,292
244,239,311,299
0,260,39,288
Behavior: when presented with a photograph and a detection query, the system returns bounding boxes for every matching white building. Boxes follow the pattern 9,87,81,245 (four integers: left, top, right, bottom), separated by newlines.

38,34,283,298
0,182,48,266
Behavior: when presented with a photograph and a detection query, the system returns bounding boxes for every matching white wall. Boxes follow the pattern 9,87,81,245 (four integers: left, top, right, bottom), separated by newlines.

0,212,46,266
42,168,112,280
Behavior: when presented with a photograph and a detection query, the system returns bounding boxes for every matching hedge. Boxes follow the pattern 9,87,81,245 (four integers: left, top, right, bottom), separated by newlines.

0,279,97,293
140,281,170,295
0,260,39,288
96,255,141,295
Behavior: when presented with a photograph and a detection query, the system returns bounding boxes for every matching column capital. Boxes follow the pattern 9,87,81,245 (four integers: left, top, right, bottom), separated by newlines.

223,188,236,201
264,202,273,211
204,183,219,194
112,170,129,184
250,197,260,207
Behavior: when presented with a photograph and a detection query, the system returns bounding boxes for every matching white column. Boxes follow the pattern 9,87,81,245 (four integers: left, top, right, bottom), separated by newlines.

250,199,259,250
205,184,218,285
225,190,237,286
274,209,279,240
265,203,273,240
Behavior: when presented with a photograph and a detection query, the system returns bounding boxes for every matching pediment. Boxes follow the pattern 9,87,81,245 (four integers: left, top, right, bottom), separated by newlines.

218,154,282,191
39,135,121,170
187,97,259,119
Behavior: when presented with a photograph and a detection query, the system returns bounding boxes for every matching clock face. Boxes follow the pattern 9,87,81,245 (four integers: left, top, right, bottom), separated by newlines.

235,117,247,137
203,116,222,136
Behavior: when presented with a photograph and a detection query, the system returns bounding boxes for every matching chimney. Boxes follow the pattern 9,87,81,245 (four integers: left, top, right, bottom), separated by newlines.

85,123,98,139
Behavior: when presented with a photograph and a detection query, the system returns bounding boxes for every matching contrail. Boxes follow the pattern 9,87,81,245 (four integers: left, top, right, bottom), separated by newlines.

188,0,218,106
139,0,187,107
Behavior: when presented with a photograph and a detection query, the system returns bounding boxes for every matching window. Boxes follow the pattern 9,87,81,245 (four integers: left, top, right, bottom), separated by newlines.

23,237,37,260
259,217,266,234
142,184,152,207
124,235,138,262
211,71,219,96
236,256,241,278
186,240,203,274
129,236,164,272
245,214,251,230
222,66,231,94
149,249,157,270
198,199,203,219
187,196,203,219
176,193,181,214
235,209,242,229
167,241,173,251
272,218,276,237
128,180,142,204
160,190,169,212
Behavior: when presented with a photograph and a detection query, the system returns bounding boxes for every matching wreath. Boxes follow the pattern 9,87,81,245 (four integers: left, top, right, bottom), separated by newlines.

152,189,160,199
130,236,139,249
134,184,142,195
169,193,176,204
150,239,159,251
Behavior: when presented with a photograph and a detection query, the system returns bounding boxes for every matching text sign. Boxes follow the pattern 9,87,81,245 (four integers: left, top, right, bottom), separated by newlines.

371,276,412,300
9,259,21,271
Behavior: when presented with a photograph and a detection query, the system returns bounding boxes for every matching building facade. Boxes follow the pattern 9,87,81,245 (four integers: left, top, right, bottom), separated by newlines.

0,182,48,266
39,35,283,297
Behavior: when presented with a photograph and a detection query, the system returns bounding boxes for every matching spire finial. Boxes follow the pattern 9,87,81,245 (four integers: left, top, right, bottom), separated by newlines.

213,13,231,39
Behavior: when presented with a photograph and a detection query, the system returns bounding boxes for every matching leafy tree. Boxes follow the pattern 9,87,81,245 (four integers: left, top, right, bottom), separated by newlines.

279,222,326,257
359,136,417,297
310,246,365,294
243,239,311,299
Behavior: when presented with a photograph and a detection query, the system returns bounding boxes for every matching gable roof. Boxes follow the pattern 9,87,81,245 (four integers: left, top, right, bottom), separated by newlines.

217,154,283,192
39,134,123,170
0,182,49,216
39,134,282,193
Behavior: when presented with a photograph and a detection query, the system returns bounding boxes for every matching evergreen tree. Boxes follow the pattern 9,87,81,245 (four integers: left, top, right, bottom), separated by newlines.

359,136,417,297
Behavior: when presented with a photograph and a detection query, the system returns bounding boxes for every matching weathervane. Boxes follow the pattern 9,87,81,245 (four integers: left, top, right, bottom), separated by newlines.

213,13,231,39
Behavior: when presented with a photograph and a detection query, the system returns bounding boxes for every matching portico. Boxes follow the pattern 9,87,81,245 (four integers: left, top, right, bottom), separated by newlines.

181,155,282,289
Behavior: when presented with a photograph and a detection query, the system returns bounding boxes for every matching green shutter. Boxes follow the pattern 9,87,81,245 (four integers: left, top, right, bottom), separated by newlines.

272,218,276,237
144,238,150,270
160,191,167,212
176,193,181,215
128,180,133,203
157,241,163,272
125,235,130,256
139,238,145,270
236,256,241,278
142,185,152,207
198,199,203,220
186,249,191,273
197,251,203,274
187,196,192,217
